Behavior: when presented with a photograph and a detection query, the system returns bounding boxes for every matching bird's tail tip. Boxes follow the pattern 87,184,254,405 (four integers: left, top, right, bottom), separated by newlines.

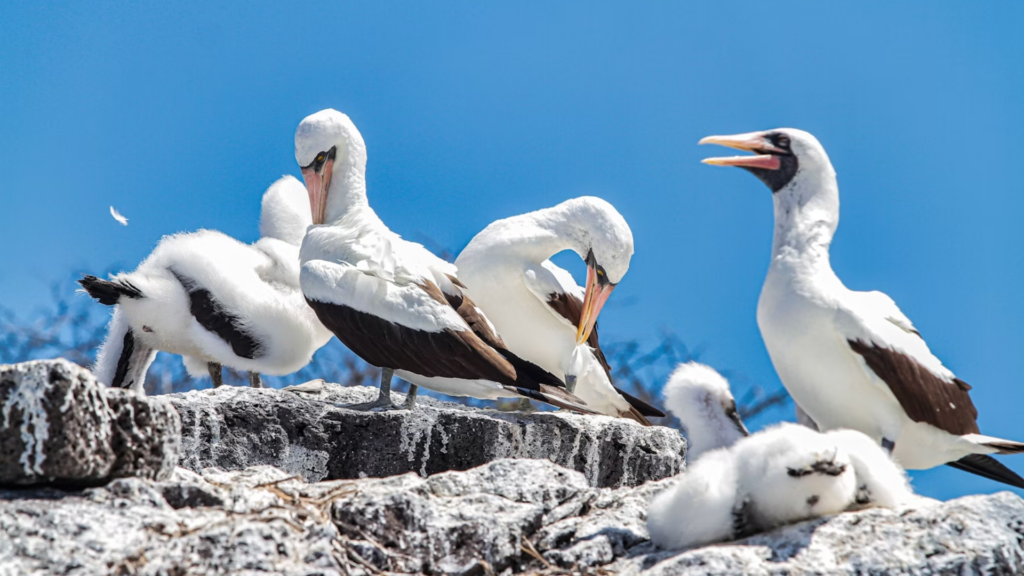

947,453,1024,489
78,275,143,305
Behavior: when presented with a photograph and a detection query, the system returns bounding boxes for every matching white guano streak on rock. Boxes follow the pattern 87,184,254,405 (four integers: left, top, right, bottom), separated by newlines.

399,407,439,476
2,369,53,475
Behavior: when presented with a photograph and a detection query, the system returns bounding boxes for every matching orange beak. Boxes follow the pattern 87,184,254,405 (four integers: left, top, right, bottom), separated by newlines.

699,131,783,170
300,158,333,225
576,262,615,345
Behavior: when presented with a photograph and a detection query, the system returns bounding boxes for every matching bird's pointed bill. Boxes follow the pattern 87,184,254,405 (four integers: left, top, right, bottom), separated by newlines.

576,264,614,345
699,132,783,170
301,158,333,225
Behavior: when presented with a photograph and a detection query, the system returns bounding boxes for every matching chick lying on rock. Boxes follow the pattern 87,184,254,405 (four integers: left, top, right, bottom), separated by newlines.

648,361,920,550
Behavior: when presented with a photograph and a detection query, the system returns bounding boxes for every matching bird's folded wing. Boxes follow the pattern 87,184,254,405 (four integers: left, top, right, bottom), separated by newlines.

523,260,614,376
836,291,980,436
303,258,523,385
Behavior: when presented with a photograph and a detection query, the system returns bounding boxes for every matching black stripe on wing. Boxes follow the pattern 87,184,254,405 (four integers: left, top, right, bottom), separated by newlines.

306,297,520,386
848,339,979,436
171,270,262,360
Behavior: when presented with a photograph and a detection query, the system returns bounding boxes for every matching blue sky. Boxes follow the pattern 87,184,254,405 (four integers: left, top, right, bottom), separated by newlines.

3,2,1024,500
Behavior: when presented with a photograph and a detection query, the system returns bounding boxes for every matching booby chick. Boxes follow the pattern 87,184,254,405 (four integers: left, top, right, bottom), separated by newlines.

648,423,856,550
825,428,915,510
662,361,748,460
80,176,333,391
295,109,596,413
454,197,665,424
700,128,1024,489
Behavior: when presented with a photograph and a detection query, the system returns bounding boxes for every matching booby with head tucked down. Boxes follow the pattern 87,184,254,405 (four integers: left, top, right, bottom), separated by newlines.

700,128,1024,489
80,176,332,391
454,197,664,424
295,109,595,413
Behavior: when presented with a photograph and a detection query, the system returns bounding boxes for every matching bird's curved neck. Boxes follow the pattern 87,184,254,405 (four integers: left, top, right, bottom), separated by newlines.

485,208,591,264
323,147,370,224
770,169,840,273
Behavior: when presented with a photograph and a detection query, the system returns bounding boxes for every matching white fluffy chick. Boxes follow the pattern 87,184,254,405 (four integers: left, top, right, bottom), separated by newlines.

647,448,740,550
825,428,916,510
732,423,857,537
663,361,749,461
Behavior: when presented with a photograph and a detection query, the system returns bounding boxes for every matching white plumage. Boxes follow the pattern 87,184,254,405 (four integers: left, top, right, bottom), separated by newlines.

455,197,660,422
662,361,748,460
700,128,1024,486
647,448,739,550
84,176,332,391
826,428,916,509
732,423,857,534
295,109,594,412
651,360,918,550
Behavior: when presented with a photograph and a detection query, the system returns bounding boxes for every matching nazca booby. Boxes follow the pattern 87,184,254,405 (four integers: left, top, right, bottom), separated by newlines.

80,176,333,391
700,128,1024,488
662,361,748,460
454,197,665,424
294,109,595,413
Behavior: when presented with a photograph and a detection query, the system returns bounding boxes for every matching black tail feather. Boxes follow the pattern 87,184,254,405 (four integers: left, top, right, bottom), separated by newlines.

946,454,1024,489
613,385,666,418
494,346,567,390
79,275,143,306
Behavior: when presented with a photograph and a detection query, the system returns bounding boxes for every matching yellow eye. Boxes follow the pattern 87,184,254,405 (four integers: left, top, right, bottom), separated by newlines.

597,269,605,276
316,155,324,163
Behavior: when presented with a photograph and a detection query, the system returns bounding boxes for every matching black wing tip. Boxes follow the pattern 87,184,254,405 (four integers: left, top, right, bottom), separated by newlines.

494,347,567,390
946,454,1024,490
79,275,142,305
613,386,666,418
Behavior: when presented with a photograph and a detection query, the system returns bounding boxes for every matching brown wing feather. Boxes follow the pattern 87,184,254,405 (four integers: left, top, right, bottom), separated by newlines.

848,339,980,436
307,296,518,386
546,292,612,376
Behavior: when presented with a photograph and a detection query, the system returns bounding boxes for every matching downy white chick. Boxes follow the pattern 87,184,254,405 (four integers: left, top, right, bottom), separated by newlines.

80,176,332,391
826,428,916,510
663,361,749,461
647,447,740,550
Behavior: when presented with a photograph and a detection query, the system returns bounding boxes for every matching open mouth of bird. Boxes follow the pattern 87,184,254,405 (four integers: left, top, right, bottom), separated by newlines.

698,133,783,170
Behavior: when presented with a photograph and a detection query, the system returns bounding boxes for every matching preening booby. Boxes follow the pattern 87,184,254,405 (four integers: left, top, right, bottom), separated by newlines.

662,361,748,460
294,109,596,413
700,128,1024,488
454,197,665,424
80,176,333,391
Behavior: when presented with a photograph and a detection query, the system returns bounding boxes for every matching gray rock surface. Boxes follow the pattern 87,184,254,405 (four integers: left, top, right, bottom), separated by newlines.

0,359,180,486
169,381,686,488
1,458,1022,576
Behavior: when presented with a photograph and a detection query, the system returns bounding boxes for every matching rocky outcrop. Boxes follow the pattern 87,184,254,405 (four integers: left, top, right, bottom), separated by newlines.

2,458,1022,576
168,381,685,488
0,359,180,486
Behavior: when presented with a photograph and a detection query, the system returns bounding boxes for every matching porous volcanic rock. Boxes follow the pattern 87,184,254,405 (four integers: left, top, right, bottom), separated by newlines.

1,459,1023,576
0,359,180,486
168,381,686,488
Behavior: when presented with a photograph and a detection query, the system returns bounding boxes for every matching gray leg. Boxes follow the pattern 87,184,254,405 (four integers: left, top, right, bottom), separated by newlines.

341,368,406,411
249,372,263,388
401,384,419,410
208,362,224,388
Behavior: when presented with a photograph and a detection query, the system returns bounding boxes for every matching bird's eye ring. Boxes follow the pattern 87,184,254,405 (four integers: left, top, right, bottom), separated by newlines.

776,135,791,148
316,154,325,163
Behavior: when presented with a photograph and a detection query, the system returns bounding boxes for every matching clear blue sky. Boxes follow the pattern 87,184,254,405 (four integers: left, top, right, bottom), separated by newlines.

2,2,1023,501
